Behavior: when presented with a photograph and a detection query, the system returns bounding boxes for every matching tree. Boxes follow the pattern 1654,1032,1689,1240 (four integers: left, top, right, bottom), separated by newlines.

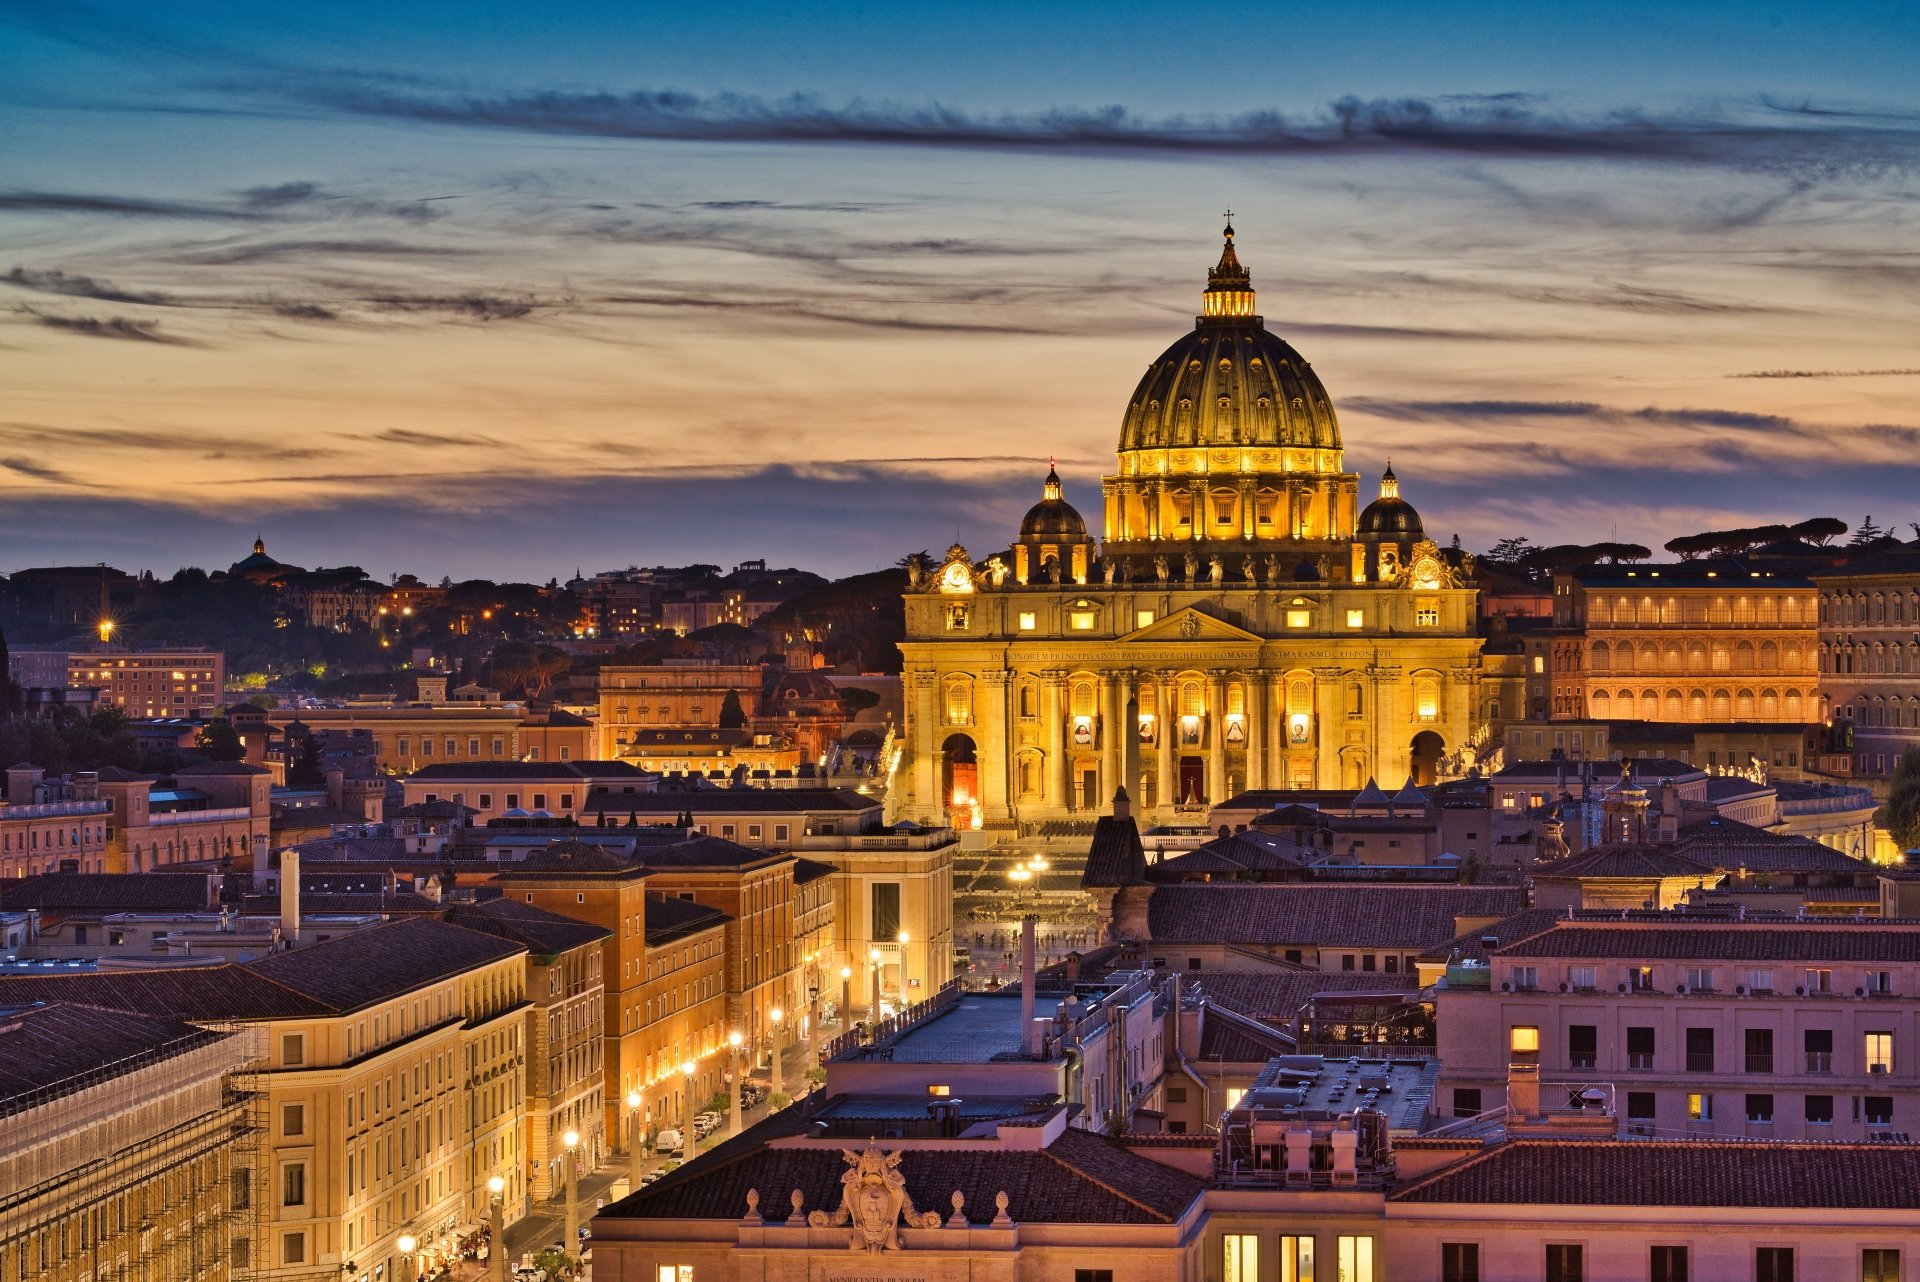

837,686,881,716
1789,516,1848,546
194,720,244,762
1852,515,1886,546
0,627,19,723
717,688,747,728
1884,747,1920,853
1483,537,1536,565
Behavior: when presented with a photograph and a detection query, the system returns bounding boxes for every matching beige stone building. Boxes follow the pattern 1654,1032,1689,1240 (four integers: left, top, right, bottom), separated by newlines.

57,645,226,718
0,1003,254,1282
1816,553,1920,778
897,229,1485,828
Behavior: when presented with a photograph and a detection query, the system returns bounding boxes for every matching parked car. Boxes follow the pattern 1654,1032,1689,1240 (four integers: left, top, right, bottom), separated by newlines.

639,1168,665,1186
739,1082,767,1108
654,1127,684,1152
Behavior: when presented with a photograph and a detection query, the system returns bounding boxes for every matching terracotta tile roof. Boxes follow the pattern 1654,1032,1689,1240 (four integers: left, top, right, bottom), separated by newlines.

1082,814,1149,888
0,1001,235,1112
0,872,212,914
1530,844,1714,880
445,899,610,956
1146,884,1527,949
409,760,652,781
1152,830,1312,879
1419,909,1566,963
645,891,730,945
636,835,789,871
1677,819,1870,874
174,760,270,777
791,857,835,885
1195,1004,1295,1062
1490,920,1920,962
245,917,524,1012
1391,1138,1920,1208
0,963,333,1020
1183,972,1420,1026
585,787,880,814
490,840,648,877
603,1119,1203,1226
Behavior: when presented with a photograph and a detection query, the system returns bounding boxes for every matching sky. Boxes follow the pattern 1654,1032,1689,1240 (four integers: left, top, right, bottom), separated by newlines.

2,0,1919,582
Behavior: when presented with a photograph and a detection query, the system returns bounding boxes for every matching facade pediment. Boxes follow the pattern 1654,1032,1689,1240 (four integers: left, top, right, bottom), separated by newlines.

1120,607,1263,645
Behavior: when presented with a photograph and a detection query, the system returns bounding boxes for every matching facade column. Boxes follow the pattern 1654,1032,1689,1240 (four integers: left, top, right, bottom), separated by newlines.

1370,664,1403,785
1189,480,1208,542
979,670,1012,822
1156,672,1176,816
1147,480,1163,542
1042,670,1065,813
909,671,939,822
1313,666,1343,789
1238,478,1257,542
1206,668,1229,805
1100,672,1123,809
1247,671,1267,792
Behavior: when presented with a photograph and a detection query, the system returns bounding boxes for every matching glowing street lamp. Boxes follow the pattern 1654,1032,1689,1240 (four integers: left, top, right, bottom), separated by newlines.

396,1232,417,1282
486,1176,507,1282
769,1006,785,1098
562,1129,581,1259
839,965,852,1028
680,1061,697,1157
728,1031,745,1137
626,1089,645,1185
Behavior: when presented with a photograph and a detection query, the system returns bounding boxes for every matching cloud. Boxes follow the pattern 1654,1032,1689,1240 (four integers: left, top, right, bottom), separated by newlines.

1346,398,1804,434
365,293,541,321
3,267,176,306
21,309,201,344
0,191,262,220
1731,368,1920,379
226,80,1920,175
167,239,473,265
365,428,499,447
0,456,91,486
0,421,325,462
235,180,443,223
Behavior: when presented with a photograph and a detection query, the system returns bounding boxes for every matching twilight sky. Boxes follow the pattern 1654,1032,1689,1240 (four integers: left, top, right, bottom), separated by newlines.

3,0,1919,581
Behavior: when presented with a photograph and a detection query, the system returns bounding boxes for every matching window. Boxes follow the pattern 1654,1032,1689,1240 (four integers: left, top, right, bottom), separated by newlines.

1073,1273,1114,1282
1337,1236,1374,1282
1755,1246,1793,1282
1687,1092,1713,1121
281,1164,305,1207
1513,965,1539,991
1684,967,1714,992
1805,1095,1834,1125
281,1034,305,1066
1863,1250,1901,1282
1805,968,1831,993
1651,1245,1689,1282
774,824,789,843
1415,604,1439,626
281,1103,304,1137
1452,1087,1483,1118
1346,609,1364,628
1628,1026,1656,1070
1865,1096,1894,1126
1745,1028,1774,1074
1806,1028,1834,1073
1069,611,1097,631
1627,1091,1656,1120
1441,1242,1480,1282
1685,1027,1714,1073
1018,612,1037,631
282,1233,306,1266
478,792,494,809
655,1268,695,1282
1569,966,1596,991
871,883,902,942
1280,1235,1315,1282
1224,1234,1259,1282
1568,1025,1597,1070
1746,969,1775,994
1632,966,1656,992
1546,1244,1584,1282
1745,1093,1774,1124
1286,608,1312,628
1865,1031,1894,1074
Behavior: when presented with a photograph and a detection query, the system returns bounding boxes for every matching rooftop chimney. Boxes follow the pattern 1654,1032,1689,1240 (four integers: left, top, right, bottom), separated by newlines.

280,848,300,946
1019,915,1040,1057
1506,1024,1540,1120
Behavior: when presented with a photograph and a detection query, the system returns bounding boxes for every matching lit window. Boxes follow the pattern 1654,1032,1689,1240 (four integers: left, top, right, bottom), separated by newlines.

1225,1235,1259,1282
655,1267,694,1282
1337,1235,1375,1282
1533,655,1545,673
1346,609,1364,628
1866,1031,1894,1074
1687,1092,1712,1121
1069,612,1097,631
1285,609,1311,628
1136,610,1155,629
1416,605,1440,626
1018,612,1037,631
1281,1236,1315,1282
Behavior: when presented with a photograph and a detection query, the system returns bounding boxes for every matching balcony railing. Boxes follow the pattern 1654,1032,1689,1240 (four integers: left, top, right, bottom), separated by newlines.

1806,1052,1833,1073
1745,1055,1774,1074
1686,1053,1716,1073
1628,1053,1655,1070
1568,1054,1597,1070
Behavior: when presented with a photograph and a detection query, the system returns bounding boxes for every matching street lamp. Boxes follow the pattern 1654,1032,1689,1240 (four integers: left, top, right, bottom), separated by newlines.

769,1006,785,1098
839,965,852,1028
896,930,911,1008
561,1129,580,1261
396,1232,417,1282
679,1060,697,1158
626,1089,645,1186
487,1175,507,1282
869,947,882,1020
727,1031,745,1137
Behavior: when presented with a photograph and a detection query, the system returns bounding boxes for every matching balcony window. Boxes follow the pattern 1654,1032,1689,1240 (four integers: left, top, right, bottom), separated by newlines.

1806,1029,1834,1073
1684,967,1714,992
1568,1025,1597,1071
1631,967,1656,992
1746,969,1774,993
1224,1235,1258,1282
1280,1236,1315,1282
1805,968,1831,994
1805,1095,1834,1125
1627,1026,1656,1070
1744,1028,1774,1074
1569,967,1597,992
1745,1093,1774,1124
1866,1031,1894,1075
1685,1027,1714,1073
1513,966,1539,992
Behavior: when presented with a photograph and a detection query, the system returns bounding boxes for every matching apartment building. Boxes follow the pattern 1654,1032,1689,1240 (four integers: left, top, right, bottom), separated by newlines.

41,646,227,718
0,1002,254,1282
94,760,274,873
0,918,532,1282
403,760,657,825
1437,915,1920,1141
271,703,594,775
447,898,611,1198
1816,553,1920,778
491,843,731,1150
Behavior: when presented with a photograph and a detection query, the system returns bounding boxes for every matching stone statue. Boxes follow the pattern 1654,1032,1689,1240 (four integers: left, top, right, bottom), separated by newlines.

807,1142,941,1252
1240,554,1257,584
1101,559,1117,585
1262,553,1280,584
1154,555,1170,584
1317,553,1333,581
1044,557,1062,584
983,555,1009,588
1208,556,1224,584
1183,550,1199,582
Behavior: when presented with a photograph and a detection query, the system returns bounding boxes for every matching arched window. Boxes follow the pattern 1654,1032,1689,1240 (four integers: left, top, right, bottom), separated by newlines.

1591,641,1612,673
1688,689,1708,721
1711,689,1732,720
1640,689,1660,719
944,678,975,726
1735,688,1756,719
1760,688,1780,719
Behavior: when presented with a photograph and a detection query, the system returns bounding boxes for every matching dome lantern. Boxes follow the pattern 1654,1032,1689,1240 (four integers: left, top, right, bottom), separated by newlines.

1014,463,1094,585
1202,222,1257,320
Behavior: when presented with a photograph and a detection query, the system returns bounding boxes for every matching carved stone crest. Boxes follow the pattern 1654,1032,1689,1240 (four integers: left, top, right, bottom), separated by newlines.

806,1142,941,1252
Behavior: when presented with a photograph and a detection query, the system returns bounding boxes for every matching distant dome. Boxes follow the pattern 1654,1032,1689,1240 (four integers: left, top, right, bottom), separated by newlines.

1019,466,1087,539
1116,226,1341,456
1357,464,1423,537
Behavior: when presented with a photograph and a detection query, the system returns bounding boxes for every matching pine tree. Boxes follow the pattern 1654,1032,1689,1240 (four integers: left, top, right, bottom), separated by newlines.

1885,747,1920,853
1852,515,1885,545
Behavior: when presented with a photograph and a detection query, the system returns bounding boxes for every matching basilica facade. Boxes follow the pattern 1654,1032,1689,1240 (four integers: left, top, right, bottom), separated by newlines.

895,227,1486,827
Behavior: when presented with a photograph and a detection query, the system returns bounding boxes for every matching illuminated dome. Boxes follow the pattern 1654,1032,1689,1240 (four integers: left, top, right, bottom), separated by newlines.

1116,225,1341,457
1357,464,1423,537
1020,466,1087,538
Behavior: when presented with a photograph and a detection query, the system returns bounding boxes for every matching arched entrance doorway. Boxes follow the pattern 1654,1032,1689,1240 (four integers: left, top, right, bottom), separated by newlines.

1409,730,1445,787
941,734,979,829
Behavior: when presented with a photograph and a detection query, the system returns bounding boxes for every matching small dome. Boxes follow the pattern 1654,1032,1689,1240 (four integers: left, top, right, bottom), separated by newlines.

1020,466,1087,538
1357,463,1423,537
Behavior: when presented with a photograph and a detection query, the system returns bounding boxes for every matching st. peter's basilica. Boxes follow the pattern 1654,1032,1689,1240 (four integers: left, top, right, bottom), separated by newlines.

895,225,1486,828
